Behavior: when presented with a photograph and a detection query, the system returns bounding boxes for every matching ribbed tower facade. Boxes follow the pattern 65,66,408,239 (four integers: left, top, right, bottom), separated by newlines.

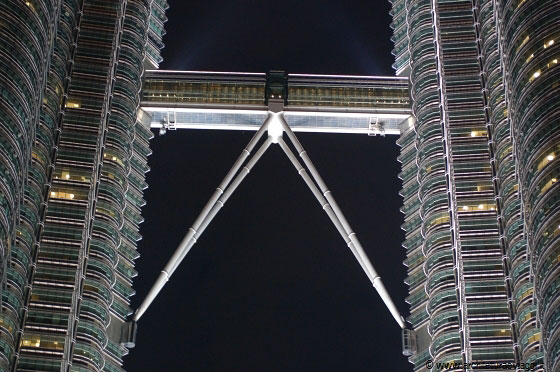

0,1,167,371
392,0,559,370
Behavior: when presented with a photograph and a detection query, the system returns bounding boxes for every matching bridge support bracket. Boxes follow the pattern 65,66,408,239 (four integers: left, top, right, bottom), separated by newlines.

120,320,138,349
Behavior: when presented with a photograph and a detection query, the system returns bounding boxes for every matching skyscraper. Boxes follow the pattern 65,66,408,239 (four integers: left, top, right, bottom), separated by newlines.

1,0,559,371
392,0,559,370
0,0,167,370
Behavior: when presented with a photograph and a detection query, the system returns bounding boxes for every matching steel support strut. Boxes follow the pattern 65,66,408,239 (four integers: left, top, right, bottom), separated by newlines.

134,112,405,330
276,116,405,328
134,115,273,321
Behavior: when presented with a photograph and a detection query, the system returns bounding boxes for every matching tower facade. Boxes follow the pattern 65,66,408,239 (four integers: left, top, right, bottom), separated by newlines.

392,0,559,370
0,1,167,371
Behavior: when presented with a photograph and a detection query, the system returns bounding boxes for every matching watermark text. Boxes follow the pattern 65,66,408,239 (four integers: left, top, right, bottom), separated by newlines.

425,360,537,371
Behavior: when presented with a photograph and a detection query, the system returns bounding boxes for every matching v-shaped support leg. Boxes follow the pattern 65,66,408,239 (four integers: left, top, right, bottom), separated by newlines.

275,115,405,328
134,115,274,321
134,112,405,330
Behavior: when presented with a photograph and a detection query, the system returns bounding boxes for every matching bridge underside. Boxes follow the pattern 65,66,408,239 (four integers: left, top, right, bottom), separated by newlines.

139,70,412,135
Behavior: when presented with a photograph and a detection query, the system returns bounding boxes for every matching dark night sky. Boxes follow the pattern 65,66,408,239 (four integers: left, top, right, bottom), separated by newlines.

126,1,409,371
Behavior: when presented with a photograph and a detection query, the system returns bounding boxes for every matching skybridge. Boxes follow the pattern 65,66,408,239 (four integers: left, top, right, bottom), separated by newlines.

140,70,412,135
126,70,415,351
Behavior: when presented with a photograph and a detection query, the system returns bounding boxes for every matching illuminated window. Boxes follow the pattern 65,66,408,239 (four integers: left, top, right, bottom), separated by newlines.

477,184,493,192
516,35,530,51
459,203,496,212
103,152,124,166
470,130,487,138
521,311,534,323
527,332,541,344
65,99,81,108
430,215,450,226
31,151,46,166
519,287,533,301
0,316,14,333
544,39,554,48
96,206,116,217
21,334,64,350
25,0,36,11
21,335,41,348
529,70,541,82
50,191,77,200
541,177,558,194
538,152,556,171
543,223,560,238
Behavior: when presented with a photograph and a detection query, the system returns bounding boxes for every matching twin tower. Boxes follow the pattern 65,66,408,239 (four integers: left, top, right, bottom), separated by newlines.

0,0,559,371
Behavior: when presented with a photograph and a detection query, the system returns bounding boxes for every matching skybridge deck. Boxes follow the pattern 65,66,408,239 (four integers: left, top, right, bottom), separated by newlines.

140,70,412,135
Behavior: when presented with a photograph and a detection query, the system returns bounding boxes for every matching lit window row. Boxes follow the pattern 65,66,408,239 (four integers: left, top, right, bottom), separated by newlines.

460,203,496,212
470,130,488,138
50,191,77,200
65,99,81,108
21,334,64,350
54,171,89,182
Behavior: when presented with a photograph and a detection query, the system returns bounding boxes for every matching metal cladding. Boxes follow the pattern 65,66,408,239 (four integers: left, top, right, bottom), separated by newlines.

498,1,560,371
393,0,559,370
1,0,77,370
0,0,167,371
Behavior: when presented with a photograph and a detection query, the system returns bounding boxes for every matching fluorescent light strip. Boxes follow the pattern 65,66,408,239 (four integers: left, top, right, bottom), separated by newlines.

146,69,266,77
149,122,400,135
142,106,411,120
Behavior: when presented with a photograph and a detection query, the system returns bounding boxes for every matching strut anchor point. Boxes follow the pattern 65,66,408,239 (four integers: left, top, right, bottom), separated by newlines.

121,319,138,348
267,114,283,143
